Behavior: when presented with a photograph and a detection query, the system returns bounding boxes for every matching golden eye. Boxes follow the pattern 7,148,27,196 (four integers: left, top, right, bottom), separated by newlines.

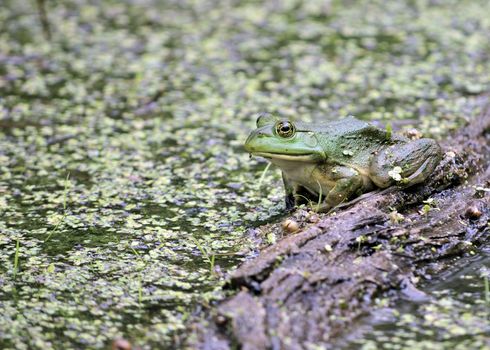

276,121,295,138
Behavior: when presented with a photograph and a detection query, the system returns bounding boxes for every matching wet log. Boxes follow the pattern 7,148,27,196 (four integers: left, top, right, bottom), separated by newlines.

188,108,490,350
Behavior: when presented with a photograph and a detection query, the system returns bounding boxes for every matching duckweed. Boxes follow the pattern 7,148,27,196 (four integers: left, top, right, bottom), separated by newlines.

1,0,490,348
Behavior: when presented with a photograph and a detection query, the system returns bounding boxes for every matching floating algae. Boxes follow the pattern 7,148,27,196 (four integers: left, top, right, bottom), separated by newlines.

1,0,490,348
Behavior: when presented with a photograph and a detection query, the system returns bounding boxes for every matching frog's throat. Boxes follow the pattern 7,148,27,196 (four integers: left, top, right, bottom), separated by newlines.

253,152,318,162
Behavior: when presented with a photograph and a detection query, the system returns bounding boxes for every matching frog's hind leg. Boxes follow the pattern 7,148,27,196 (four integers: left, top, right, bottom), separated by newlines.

402,156,439,186
370,138,442,188
316,166,364,212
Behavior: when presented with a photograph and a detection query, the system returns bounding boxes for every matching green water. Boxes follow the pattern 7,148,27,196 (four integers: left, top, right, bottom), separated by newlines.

1,0,490,348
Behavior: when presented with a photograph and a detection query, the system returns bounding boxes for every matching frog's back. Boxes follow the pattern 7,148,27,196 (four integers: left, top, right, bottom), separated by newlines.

303,116,398,170
309,116,375,134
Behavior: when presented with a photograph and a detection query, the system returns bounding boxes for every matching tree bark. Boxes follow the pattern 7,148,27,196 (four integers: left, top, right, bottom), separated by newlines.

187,107,490,350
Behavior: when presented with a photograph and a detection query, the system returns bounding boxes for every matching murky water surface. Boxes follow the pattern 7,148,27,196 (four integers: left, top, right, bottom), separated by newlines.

353,247,490,350
1,0,489,348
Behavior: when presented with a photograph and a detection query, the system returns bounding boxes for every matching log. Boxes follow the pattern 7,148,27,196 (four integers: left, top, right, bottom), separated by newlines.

187,107,490,350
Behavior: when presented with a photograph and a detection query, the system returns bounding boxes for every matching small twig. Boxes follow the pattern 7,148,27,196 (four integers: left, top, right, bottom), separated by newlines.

130,247,144,306
13,239,20,279
258,163,271,187
192,236,216,276
36,0,51,40
45,173,70,242
315,180,323,212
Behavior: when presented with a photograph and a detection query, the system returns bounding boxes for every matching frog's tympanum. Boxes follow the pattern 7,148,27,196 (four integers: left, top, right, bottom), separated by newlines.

244,113,442,212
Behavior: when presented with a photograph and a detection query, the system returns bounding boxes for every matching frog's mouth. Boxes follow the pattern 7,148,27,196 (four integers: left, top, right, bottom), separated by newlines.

252,152,318,162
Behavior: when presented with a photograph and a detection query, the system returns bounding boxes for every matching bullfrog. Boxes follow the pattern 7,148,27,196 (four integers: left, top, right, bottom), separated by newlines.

244,113,442,212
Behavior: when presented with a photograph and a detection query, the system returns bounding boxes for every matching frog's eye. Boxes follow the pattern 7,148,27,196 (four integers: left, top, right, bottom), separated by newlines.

275,121,296,138
256,113,277,127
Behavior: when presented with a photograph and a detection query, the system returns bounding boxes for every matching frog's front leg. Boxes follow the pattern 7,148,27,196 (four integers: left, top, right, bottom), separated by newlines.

282,172,311,210
282,172,296,210
370,138,442,188
316,166,364,212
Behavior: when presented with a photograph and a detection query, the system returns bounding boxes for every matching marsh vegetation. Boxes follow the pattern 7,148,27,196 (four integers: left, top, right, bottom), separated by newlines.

0,0,489,349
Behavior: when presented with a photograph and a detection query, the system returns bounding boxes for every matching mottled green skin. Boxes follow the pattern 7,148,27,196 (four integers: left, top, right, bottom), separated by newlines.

245,114,442,211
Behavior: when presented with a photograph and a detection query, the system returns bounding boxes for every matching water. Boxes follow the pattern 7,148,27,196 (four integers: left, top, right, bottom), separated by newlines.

355,247,490,349
1,0,490,348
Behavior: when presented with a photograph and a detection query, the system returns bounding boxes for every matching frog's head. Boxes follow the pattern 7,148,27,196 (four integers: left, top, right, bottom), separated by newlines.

244,113,325,162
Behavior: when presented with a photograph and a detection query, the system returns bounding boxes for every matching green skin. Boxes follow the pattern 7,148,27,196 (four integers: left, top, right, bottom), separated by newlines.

244,113,443,212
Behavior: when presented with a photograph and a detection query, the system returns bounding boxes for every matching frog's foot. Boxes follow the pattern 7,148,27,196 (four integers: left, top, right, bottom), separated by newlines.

370,138,442,188
322,187,395,213
333,188,390,209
